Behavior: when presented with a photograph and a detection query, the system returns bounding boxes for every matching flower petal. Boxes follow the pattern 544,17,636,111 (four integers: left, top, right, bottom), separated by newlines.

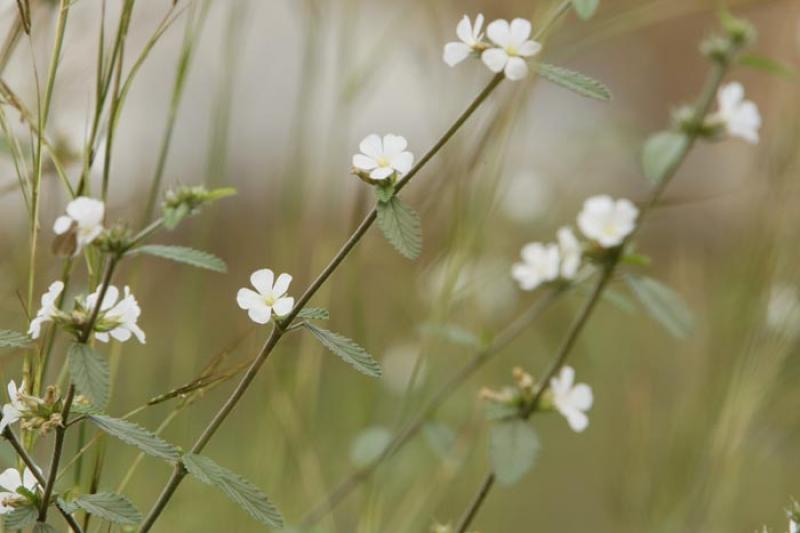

53,216,73,234
248,305,272,324
272,297,294,317
486,19,510,47
382,134,407,157
353,154,378,170
568,383,594,411
272,273,293,297
509,18,532,45
237,288,263,310
359,134,383,159
517,40,542,57
564,407,589,432
250,269,275,295
481,48,508,73
504,56,529,81
0,469,21,492
390,152,414,174
456,15,473,44
370,166,394,181
443,42,472,67
718,82,744,113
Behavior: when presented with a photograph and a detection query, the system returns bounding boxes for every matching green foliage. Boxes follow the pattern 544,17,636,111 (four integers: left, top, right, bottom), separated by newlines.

536,63,611,101
134,245,227,273
420,323,482,349
302,322,382,377
33,523,59,533
489,419,540,486
423,422,456,460
73,492,142,525
88,414,181,462
3,506,37,529
182,453,283,528
0,330,31,348
297,307,330,320
162,186,236,230
376,196,423,260
375,183,395,203
625,274,694,339
642,131,690,186
739,54,797,80
572,0,599,20
67,343,110,408
350,426,392,467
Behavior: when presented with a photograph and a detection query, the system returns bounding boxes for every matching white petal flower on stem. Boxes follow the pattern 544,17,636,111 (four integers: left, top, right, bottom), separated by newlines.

714,82,761,144
577,195,639,248
0,467,38,515
237,269,294,324
556,227,582,279
443,14,485,66
0,381,28,434
86,286,146,344
27,281,65,339
511,242,560,291
481,18,542,80
352,134,415,182
549,366,593,433
52,197,105,252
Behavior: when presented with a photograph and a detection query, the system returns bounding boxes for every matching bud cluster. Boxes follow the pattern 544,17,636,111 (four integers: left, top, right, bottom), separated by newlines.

479,367,540,419
162,185,236,229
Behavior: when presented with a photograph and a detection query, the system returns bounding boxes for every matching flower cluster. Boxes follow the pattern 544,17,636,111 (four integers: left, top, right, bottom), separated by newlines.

0,381,63,436
237,269,295,324
0,467,39,515
352,134,415,184
444,15,542,80
511,195,638,291
52,197,105,256
709,82,762,144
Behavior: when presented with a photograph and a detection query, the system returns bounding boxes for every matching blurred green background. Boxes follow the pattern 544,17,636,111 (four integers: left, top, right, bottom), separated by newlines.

1,0,799,531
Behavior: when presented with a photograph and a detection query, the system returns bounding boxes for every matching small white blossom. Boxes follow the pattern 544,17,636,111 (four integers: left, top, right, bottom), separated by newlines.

556,227,582,279
481,18,542,80
790,520,798,533
0,381,28,434
53,197,105,253
443,14,485,67
511,242,559,291
352,134,414,181
237,269,294,324
549,366,593,432
86,285,146,344
713,82,761,144
27,281,65,339
577,195,638,248
0,467,38,514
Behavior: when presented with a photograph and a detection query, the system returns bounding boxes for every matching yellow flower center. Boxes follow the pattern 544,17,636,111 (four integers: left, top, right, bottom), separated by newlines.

264,294,276,306
506,45,519,56
377,157,390,167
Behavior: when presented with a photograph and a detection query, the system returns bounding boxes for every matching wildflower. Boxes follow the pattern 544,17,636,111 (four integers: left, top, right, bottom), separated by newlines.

511,242,559,291
0,468,38,514
237,269,294,324
443,14,485,67
577,195,638,248
352,134,414,182
0,381,28,434
549,366,593,432
86,286,146,344
481,18,542,80
712,82,761,144
27,281,65,339
52,197,105,254
556,227,582,279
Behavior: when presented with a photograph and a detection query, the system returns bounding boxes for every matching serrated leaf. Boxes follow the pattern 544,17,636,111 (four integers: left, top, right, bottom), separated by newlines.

182,453,283,528
376,196,423,260
0,330,31,348
302,322,382,377
74,492,142,525
489,419,540,486
375,183,395,203
625,274,694,339
67,343,110,408
350,426,392,467
297,307,329,321
4,505,37,529
642,131,690,186
88,414,180,462
537,63,611,101
135,245,226,273
572,0,599,20
739,54,797,80
33,523,59,533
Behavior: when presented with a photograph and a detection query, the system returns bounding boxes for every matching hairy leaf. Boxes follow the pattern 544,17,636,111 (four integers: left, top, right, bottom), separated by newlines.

376,196,423,260
739,54,797,79
537,63,611,101
490,419,540,486
572,0,599,20
135,245,226,273
350,426,392,467
67,343,110,408
625,274,694,339
73,492,142,525
302,322,382,377
0,329,31,348
182,453,283,528
3,506,37,529
297,307,330,321
642,131,689,186
88,414,180,462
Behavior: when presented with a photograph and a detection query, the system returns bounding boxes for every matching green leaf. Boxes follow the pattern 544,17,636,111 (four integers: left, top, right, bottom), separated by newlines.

0,329,31,348
73,492,142,525
3,506,38,529
67,343,110,408
739,54,797,80
350,426,392,467
297,307,330,321
641,131,689,186
134,245,227,273
420,323,482,349
489,419,540,486
601,288,637,315
625,274,694,339
302,322,382,377
375,183,395,203
536,63,611,101
376,196,423,260
163,203,190,230
206,187,237,201
182,453,283,528
33,523,59,533
423,422,456,460
88,414,180,462
572,0,599,20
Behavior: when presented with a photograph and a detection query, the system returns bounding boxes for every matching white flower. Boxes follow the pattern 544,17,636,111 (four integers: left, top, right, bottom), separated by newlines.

53,197,105,253
790,519,798,533
766,284,800,334
511,242,559,291
0,381,28,434
549,366,593,432
556,227,582,279
481,18,542,80
352,134,414,181
443,14,485,67
0,467,38,514
713,82,761,144
237,269,294,324
577,195,638,248
27,281,65,339
86,285,146,344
